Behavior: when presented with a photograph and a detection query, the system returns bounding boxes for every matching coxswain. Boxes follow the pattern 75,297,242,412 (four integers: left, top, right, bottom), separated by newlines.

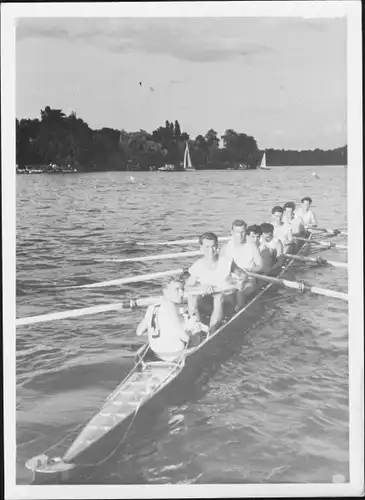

259,222,285,274
295,196,318,231
185,232,233,332
221,221,263,311
271,205,294,253
136,276,199,362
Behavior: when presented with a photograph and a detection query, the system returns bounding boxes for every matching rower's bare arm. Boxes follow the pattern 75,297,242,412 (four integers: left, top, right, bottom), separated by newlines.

185,274,198,288
180,329,190,342
231,260,246,278
252,246,264,273
219,244,228,259
270,240,285,271
310,212,318,227
293,221,305,237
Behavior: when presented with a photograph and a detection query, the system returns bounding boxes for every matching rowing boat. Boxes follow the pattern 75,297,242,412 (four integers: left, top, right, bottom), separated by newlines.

26,233,316,480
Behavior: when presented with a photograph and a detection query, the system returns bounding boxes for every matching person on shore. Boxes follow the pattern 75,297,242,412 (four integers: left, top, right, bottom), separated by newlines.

185,232,233,333
295,197,318,230
271,205,294,253
220,221,263,311
136,275,201,362
259,222,285,274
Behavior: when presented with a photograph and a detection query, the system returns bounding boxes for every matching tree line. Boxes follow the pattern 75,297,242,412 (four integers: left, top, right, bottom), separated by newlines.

266,146,347,166
16,106,347,171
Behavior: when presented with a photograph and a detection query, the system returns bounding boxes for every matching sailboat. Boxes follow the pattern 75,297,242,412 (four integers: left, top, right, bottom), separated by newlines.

183,142,196,171
258,152,270,170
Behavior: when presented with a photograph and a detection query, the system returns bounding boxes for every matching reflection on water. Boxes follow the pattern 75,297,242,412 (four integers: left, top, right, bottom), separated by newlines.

16,167,348,484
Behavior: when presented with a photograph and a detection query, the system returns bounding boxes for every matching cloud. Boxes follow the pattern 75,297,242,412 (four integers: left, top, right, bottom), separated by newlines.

16,18,272,62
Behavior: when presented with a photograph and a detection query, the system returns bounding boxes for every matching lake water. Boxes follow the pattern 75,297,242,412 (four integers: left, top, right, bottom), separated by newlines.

16,166,348,485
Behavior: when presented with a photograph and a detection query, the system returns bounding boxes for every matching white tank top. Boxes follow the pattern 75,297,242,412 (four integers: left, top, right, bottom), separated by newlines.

283,216,303,234
260,238,278,272
296,208,316,226
273,223,292,244
223,240,257,270
188,257,231,286
146,303,186,361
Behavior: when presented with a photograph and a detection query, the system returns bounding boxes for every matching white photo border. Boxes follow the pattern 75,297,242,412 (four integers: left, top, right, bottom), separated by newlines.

2,1,363,499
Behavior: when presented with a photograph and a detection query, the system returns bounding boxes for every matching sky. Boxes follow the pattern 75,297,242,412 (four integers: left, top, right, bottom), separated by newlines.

16,17,347,150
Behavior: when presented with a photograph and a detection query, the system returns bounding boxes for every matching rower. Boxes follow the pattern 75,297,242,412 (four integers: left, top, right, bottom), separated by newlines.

185,232,232,333
259,222,285,274
246,224,262,247
282,201,305,251
271,205,294,253
295,196,318,231
221,221,263,311
136,276,197,362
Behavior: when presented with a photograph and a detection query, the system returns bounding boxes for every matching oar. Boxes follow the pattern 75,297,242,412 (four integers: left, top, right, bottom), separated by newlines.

16,297,160,326
67,268,187,289
285,253,348,269
16,285,239,327
137,236,230,247
294,237,347,250
308,227,348,237
245,271,348,301
102,250,201,263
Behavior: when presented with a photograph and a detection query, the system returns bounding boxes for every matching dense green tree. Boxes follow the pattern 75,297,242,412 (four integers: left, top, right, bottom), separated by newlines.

16,106,347,171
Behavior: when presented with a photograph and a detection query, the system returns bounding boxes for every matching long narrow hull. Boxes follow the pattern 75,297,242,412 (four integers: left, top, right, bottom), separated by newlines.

26,235,313,478
63,360,182,464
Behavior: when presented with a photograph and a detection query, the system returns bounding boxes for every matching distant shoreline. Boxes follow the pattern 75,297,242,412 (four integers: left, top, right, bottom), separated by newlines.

17,164,348,175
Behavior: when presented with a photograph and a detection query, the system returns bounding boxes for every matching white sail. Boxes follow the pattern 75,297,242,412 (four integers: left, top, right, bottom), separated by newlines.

259,152,270,170
261,152,266,168
184,142,194,170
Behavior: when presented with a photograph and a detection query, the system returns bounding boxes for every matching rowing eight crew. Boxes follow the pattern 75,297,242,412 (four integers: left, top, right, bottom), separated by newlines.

137,197,317,363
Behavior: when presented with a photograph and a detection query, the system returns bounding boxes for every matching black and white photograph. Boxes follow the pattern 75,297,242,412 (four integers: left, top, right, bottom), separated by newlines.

2,1,363,498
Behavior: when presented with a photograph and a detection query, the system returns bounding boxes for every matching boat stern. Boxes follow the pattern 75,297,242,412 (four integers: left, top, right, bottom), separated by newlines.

25,454,76,483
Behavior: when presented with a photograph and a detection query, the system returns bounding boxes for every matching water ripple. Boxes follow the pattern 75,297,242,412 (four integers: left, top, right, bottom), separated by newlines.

16,168,348,485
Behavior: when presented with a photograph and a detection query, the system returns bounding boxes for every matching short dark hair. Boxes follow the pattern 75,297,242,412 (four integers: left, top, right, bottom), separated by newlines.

231,219,247,229
247,224,262,236
261,223,274,234
271,205,283,214
199,232,218,246
283,201,296,211
162,275,185,289
301,196,312,204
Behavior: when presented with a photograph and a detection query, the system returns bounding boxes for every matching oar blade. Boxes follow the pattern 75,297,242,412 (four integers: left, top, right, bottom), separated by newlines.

310,287,348,301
